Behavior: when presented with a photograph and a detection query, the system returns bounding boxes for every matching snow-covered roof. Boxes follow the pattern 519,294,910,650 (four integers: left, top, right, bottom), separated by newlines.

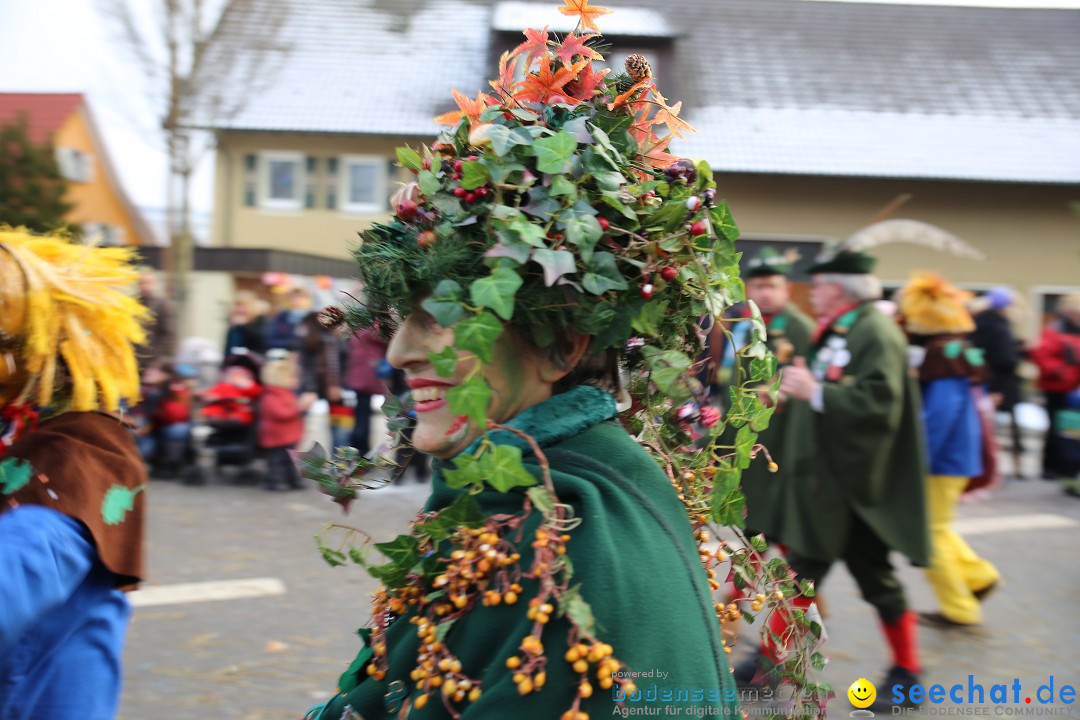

491,2,677,37
206,0,1080,184
674,107,1080,183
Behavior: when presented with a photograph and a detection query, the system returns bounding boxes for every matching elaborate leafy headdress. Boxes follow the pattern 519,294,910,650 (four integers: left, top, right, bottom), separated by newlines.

304,2,826,716
0,227,148,414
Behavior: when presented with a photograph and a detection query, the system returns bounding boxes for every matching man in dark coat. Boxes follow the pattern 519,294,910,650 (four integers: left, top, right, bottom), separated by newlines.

742,250,930,711
724,246,813,540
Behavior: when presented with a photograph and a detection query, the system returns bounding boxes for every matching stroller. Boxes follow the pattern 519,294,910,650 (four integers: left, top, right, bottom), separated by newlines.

180,349,264,485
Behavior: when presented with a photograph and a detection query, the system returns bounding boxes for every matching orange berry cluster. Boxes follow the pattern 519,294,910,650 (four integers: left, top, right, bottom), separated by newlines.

506,634,548,695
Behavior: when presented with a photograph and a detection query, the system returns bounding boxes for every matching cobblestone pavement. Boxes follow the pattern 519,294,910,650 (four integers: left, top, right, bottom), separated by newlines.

120,449,1080,719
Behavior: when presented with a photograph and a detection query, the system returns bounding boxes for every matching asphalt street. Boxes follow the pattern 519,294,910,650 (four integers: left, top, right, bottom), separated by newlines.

119,445,1080,719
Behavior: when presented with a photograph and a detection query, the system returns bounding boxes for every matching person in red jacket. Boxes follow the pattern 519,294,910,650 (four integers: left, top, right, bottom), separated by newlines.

1029,293,1080,479
258,351,305,491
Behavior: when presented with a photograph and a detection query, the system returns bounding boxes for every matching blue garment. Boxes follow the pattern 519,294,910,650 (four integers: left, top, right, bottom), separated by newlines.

0,505,130,720
920,376,983,477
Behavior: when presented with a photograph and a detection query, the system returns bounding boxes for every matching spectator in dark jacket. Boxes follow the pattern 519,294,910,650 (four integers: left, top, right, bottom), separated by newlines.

1029,293,1080,479
137,271,176,374
971,288,1024,478
223,290,269,358
344,327,389,456
265,287,311,352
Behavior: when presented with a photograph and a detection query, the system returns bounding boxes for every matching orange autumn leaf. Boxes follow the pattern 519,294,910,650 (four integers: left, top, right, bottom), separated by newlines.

637,132,676,169
511,26,551,64
514,55,589,105
557,0,613,34
555,33,603,68
607,78,650,111
565,62,610,101
490,51,522,97
651,99,696,138
434,88,496,125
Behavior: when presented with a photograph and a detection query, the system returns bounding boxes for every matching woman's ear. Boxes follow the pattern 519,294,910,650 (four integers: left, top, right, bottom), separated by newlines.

538,333,590,383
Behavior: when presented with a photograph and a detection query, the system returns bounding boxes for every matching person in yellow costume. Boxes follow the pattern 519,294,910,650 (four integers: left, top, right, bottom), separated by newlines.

896,271,999,627
0,227,150,720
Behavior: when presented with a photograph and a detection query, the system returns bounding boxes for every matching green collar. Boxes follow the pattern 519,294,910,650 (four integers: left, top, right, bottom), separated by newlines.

458,384,617,457
428,385,618,506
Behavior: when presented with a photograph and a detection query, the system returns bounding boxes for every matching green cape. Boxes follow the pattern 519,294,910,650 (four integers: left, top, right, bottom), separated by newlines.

313,386,739,719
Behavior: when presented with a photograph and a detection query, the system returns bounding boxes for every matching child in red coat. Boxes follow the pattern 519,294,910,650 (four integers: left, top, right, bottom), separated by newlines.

258,352,305,491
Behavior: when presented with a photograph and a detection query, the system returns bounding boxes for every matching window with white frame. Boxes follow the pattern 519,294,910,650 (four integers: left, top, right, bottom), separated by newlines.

259,151,304,210
340,155,386,214
55,147,95,183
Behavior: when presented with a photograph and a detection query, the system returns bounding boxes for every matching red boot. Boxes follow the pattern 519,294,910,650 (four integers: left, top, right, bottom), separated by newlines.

881,609,920,674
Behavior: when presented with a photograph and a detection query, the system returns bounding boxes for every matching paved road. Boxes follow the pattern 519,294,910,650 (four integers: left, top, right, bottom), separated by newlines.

120,465,1080,719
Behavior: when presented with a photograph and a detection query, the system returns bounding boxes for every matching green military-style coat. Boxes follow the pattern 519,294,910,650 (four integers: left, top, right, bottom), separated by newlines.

772,302,931,566
311,386,739,719
739,304,813,539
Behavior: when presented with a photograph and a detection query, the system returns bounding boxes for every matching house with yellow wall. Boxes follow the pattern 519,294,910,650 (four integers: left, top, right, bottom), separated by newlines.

0,92,152,246
204,0,1080,336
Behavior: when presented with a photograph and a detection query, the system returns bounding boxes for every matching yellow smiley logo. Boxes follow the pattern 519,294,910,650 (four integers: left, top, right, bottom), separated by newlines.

848,677,877,709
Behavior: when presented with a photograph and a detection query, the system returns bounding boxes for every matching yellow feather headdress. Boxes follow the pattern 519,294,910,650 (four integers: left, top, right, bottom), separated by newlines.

0,227,150,413
896,270,975,336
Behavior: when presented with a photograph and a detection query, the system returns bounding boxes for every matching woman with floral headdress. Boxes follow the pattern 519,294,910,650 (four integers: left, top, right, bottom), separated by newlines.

300,3,813,718
0,228,149,720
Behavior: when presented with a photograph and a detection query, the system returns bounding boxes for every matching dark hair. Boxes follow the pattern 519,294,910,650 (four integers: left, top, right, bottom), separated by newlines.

512,327,621,395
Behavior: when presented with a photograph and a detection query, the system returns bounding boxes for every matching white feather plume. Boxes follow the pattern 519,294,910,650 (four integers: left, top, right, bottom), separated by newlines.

842,219,986,260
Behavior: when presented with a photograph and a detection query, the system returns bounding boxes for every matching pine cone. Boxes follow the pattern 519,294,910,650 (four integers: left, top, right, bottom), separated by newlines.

316,306,346,330
624,54,652,82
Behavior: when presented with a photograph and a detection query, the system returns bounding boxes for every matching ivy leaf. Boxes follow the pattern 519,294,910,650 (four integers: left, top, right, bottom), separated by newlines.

750,354,778,382
486,238,531,265
711,201,740,242
641,346,693,403
443,453,486,490
527,486,557,513
510,217,547,247
533,131,577,174
454,312,504,364
421,279,465,328
582,251,629,295
429,347,459,378
532,248,577,287
437,493,486,528
480,444,537,492
101,484,145,526
559,584,596,635
417,169,441,197
395,147,423,172
644,201,689,232
470,264,523,321
447,375,492,427
0,458,34,494
631,300,668,337
461,161,490,191
374,534,421,567
549,175,577,198
735,424,758,470
563,214,602,264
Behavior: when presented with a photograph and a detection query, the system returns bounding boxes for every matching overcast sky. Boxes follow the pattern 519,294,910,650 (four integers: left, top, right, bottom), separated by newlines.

2,0,1078,220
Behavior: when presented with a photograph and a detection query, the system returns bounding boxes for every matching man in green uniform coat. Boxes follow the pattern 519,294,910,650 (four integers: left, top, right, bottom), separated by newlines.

732,247,813,541
740,250,930,711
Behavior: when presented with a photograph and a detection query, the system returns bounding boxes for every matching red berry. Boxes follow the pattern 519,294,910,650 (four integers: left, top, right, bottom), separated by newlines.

660,266,678,282
640,283,654,300
467,155,479,161
597,217,610,231
686,196,701,211
453,159,463,172
451,172,462,181
690,220,707,236
700,406,721,428
476,186,489,198
418,230,437,247
396,199,418,222
453,187,468,198
465,192,477,203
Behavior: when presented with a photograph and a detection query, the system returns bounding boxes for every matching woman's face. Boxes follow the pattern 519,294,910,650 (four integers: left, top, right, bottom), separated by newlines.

386,310,559,459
